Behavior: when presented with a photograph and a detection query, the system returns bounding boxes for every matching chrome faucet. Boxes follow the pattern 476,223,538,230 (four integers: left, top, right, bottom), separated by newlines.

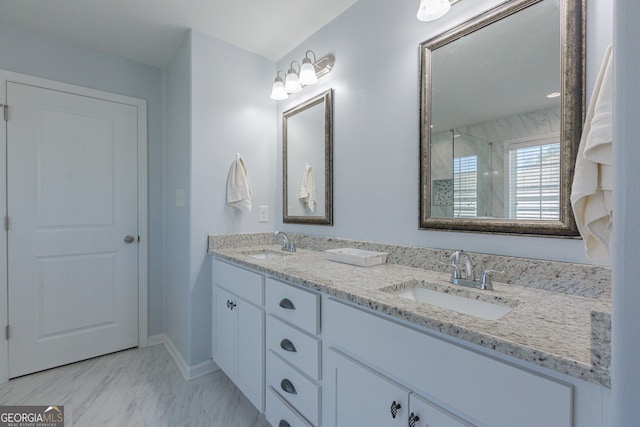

274,231,296,252
453,250,475,282
445,250,503,290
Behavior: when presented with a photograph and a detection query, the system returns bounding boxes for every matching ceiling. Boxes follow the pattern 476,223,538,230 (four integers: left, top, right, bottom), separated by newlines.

0,0,359,67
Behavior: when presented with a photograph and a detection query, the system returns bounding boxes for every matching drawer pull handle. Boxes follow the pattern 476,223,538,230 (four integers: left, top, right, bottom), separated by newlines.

280,338,297,353
409,412,420,427
390,401,402,419
278,421,291,427
279,298,296,310
280,378,297,395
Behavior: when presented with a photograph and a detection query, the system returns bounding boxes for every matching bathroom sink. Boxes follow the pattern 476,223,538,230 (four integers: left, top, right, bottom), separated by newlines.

386,281,513,320
242,249,290,260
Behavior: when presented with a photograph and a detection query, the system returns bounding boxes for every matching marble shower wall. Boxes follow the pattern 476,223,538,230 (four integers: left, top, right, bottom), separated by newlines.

429,106,561,217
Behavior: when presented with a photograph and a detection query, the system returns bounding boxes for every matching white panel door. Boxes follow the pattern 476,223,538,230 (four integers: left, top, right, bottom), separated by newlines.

7,81,139,378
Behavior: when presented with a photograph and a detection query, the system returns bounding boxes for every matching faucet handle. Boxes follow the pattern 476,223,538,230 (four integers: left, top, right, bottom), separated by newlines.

439,261,461,279
481,269,505,287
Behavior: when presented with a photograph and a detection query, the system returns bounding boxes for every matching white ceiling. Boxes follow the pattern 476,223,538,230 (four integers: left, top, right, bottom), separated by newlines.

0,0,359,67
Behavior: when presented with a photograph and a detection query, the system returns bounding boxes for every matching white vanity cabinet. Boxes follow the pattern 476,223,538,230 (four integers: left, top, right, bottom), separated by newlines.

265,278,322,427
212,259,265,412
322,297,573,427
210,255,609,427
326,348,471,427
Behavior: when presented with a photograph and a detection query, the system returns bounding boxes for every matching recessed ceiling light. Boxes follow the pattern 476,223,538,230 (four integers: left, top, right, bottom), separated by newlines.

547,92,561,98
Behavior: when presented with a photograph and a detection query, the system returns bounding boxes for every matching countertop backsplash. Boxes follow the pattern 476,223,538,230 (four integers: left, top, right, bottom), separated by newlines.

208,232,611,299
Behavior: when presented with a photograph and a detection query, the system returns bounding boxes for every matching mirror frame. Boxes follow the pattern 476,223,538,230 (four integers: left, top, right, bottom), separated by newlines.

283,89,334,225
419,0,584,237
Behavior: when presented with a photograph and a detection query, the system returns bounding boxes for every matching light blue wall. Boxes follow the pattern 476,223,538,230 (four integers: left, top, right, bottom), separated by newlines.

276,0,613,264
0,23,165,335
162,34,192,362
189,30,276,365
162,30,276,366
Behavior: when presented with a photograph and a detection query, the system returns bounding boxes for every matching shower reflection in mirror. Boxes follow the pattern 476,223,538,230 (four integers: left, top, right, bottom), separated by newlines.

431,127,560,221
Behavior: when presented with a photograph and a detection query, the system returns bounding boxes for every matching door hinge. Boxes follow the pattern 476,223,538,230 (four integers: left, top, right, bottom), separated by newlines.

1,104,7,121
4,216,8,231
5,325,9,340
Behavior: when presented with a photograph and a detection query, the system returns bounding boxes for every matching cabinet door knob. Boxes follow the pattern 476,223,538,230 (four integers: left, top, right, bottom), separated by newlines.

279,298,296,310
280,338,297,353
280,378,297,395
409,412,420,427
278,421,291,427
390,401,402,419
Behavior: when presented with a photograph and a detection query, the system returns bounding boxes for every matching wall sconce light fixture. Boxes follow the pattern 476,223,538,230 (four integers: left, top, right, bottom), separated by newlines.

270,50,335,100
417,0,461,22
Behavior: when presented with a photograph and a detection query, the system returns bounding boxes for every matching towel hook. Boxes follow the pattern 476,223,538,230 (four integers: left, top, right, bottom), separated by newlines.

236,152,240,160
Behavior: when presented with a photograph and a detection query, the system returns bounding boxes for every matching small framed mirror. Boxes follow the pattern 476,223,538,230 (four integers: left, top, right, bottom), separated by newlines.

419,0,584,236
283,89,333,225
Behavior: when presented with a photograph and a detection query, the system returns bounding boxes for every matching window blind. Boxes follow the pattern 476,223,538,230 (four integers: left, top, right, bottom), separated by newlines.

508,143,560,220
453,155,477,218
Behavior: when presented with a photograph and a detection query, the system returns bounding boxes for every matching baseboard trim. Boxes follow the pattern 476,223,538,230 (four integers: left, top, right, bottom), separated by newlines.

147,333,219,380
147,333,167,347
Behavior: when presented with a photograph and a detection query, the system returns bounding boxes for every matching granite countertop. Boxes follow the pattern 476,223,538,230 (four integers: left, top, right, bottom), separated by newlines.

209,244,611,388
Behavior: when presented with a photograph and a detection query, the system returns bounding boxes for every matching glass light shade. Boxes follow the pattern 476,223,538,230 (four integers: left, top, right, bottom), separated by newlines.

270,79,288,100
299,60,318,86
285,71,301,93
417,0,451,22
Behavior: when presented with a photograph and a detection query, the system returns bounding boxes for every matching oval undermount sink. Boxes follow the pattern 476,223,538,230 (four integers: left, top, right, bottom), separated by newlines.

242,249,290,260
386,281,514,320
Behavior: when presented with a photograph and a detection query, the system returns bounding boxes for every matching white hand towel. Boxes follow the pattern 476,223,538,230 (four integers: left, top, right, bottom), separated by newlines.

226,156,252,212
571,44,613,265
298,164,316,213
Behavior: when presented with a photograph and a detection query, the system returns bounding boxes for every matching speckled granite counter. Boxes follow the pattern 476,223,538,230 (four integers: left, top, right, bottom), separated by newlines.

208,236,611,388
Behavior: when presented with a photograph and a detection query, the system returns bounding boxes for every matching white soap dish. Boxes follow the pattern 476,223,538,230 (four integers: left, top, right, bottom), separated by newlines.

325,248,389,267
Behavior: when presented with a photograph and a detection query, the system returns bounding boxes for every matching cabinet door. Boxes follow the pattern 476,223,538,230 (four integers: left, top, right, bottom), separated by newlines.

327,348,410,427
236,298,264,412
213,286,238,377
408,393,473,427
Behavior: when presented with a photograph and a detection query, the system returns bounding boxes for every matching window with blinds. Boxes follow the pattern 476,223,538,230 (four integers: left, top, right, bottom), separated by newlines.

453,155,477,218
508,142,560,220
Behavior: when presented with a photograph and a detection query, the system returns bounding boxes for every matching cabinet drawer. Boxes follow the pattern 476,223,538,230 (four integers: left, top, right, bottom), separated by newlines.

266,387,313,427
267,315,321,380
324,298,572,427
266,278,319,334
267,350,320,426
213,258,263,306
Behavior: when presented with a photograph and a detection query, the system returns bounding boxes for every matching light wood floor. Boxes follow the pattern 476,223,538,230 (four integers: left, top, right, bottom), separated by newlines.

0,344,270,426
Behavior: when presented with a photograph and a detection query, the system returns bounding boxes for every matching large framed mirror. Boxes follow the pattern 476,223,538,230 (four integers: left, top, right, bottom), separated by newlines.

283,89,333,225
419,0,584,236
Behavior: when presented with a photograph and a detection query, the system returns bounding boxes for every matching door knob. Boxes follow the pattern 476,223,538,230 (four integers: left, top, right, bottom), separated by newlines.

124,235,136,244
